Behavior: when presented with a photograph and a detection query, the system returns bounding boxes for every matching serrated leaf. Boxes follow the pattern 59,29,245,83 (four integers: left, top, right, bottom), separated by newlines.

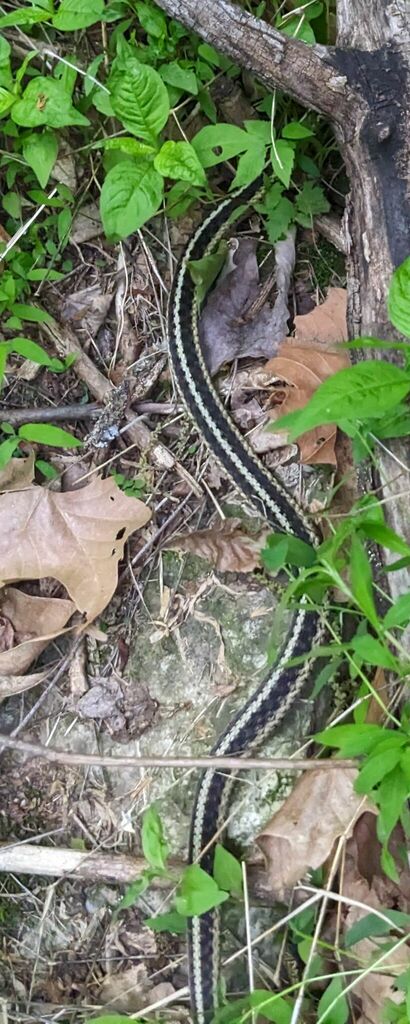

345,908,410,948
100,159,163,240
12,77,89,129
108,55,169,142
175,864,229,916
18,423,82,448
213,844,243,895
266,196,294,242
141,806,168,871
154,140,206,185
296,181,330,216
230,142,266,190
388,256,410,337
271,139,294,188
53,0,104,29
192,123,250,167
274,362,410,440
22,130,58,188
282,121,314,139
145,911,187,933
159,61,197,95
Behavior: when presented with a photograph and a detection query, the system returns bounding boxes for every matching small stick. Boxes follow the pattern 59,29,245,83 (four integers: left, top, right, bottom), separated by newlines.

0,733,356,772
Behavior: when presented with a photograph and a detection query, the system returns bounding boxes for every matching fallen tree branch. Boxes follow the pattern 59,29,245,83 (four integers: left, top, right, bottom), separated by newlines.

154,0,357,129
0,733,355,771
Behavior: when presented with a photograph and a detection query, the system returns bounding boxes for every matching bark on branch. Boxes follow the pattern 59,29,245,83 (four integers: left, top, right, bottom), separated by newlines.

155,0,357,129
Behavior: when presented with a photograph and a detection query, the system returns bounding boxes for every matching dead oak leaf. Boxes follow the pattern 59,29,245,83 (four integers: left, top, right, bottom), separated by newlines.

256,767,372,901
0,453,35,492
263,340,349,465
0,587,75,675
291,286,348,348
0,476,151,622
165,517,268,573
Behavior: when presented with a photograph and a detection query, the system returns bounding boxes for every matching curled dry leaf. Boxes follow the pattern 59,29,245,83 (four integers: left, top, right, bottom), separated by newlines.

0,587,75,676
0,476,151,624
0,670,48,703
256,767,372,901
0,453,35,492
200,235,295,375
165,517,268,573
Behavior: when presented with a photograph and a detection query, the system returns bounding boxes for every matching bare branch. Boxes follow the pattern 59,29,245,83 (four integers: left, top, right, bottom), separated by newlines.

0,733,356,772
155,0,357,128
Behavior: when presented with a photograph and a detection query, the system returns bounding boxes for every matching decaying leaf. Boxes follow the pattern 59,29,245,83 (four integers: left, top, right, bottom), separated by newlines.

256,767,372,900
165,517,268,573
200,234,295,374
0,670,48,702
291,286,347,348
262,328,349,465
0,476,151,623
61,284,113,335
0,453,35,492
0,587,75,675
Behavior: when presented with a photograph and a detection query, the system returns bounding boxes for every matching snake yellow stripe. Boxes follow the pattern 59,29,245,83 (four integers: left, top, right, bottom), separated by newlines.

168,176,326,1024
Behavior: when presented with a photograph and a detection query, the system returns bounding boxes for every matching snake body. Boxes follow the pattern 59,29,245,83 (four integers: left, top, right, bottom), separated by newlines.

168,177,325,1023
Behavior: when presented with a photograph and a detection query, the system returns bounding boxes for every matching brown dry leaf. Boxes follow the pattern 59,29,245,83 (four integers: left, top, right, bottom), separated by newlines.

292,286,347,347
0,453,35,492
165,517,268,573
263,332,349,465
0,588,75,675
257,768,372,900
0,670,48,702
0,476,151,622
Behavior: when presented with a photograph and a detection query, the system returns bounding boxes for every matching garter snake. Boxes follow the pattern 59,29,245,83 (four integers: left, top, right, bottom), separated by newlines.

168,176,326,1024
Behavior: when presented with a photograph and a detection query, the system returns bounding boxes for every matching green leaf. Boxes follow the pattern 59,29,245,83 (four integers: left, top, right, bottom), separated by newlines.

315,723,385,757
187,242,228,305
192,123,250,167
57,207,72,246
0,34,12,91
135,0,166,37
282,121,314,139
10,336,64,369
159,61,197,95
250,991,292,1024
213,844,243,895
84,1016,137,1023
262,533,317,570
18,423,82,448
349,534,378,626
175,864,229,916
278,16,316,43
35,458,59,480
243,119,272,143
12,78,89,129
388,256,410,337
144,911,187,933
355,748,403,794
359,520,410,557
317,976,349,1024
0,87,16,118
141,806,168,871
154,140,206,186
27,268,65,283
230,143,266,190
384,594,410,629
3,192,21,219
270,139,294,188
377,765,409,844
108,55,169,142
0,8,50,27
101,137,155,158
350,633,396,669
0,343,9,387
274,363,410,440
53,0,104,29
266,196,294,242
296,181,330,216
345,908,410,948
0,436,19,468
10,304,52,324
116,873,151,913
100,159,163,240
22,130,58,188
